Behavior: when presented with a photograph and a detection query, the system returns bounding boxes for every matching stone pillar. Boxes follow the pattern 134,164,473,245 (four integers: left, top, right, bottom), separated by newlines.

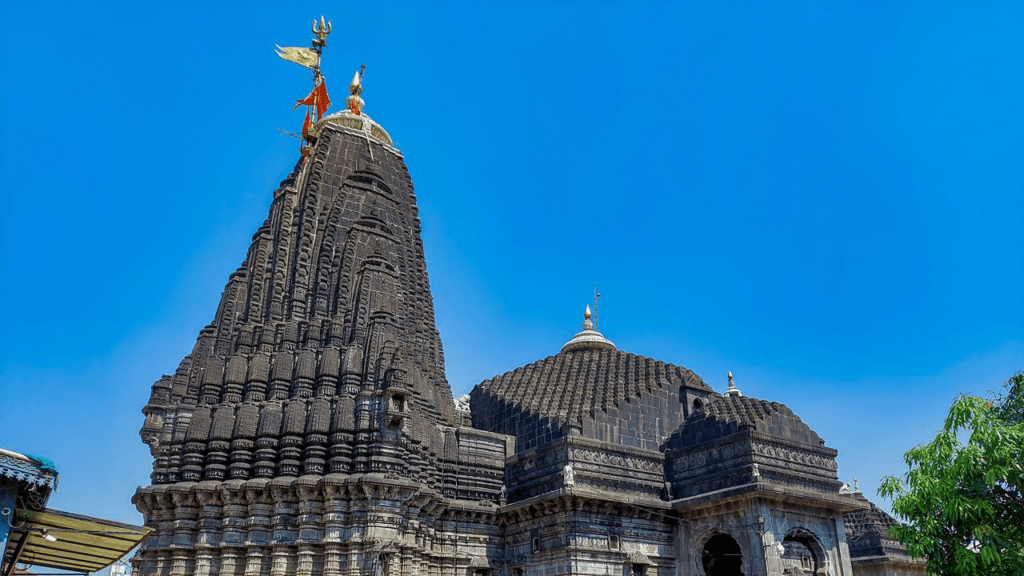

323,543,343,576
154,551,171,576
170,487,198,576
297,481,325,576
219,548,240,576
195,485,224,576
244,547,264,576
297,544,316,576
270,482,298,576
245,484,273,576
169,551,189,576
195,550,215,576
270,545,292,576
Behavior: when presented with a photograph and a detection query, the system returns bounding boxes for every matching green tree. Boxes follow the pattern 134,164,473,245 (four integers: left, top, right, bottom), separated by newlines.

880,372,1024,575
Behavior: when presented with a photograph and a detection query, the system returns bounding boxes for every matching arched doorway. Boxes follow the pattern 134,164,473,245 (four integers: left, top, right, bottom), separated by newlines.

701,533,743,576
781,528,827,575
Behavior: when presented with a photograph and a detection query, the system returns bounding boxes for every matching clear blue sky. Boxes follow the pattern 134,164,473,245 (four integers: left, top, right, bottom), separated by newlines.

1,1,1022,539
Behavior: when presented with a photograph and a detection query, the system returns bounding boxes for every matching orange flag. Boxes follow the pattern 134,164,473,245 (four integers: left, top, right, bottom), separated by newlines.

294,88,316,110
314,81,331,120
301,108,311,139
294,80,331,120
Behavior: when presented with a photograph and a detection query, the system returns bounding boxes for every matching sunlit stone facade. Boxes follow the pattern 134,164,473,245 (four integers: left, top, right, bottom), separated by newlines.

135,99,922,576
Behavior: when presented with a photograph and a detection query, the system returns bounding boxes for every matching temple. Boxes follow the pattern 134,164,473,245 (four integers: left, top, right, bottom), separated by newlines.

133,26,923,576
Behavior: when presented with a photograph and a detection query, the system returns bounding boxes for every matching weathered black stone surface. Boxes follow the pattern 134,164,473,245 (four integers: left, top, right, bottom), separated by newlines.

663,395,842,499
470,348,711,453
140,124,459,487
844,493,922,566
134,115,508,576
666,395,826,449
134,102,903,576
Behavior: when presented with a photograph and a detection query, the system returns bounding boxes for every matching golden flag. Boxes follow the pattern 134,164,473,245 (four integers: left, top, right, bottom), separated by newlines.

275,45,319,69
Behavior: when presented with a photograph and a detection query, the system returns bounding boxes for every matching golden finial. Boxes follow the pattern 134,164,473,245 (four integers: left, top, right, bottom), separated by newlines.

350,69,363,96
312,16,332,48
346,65,366,115
582,305,594,331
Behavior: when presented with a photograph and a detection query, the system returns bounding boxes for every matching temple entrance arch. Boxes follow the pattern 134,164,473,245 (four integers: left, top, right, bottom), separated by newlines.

781,527,829,575
700,533,743,576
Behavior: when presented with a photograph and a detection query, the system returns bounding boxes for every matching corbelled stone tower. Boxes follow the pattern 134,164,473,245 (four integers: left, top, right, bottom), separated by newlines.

133,24,919,576
134,66,509,576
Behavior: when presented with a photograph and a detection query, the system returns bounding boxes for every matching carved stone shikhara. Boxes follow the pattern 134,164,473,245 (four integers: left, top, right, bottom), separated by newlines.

136,107,920,576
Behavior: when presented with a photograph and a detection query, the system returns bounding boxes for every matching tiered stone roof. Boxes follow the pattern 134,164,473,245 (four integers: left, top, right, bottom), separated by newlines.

671,395,826,447
844,493,921,564
478,349,707,422
471,344,710,452
664,394,842,499
139,111,458,488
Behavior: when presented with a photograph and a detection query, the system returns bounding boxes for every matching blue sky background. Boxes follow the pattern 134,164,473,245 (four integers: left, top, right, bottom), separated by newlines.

1,0,1022,549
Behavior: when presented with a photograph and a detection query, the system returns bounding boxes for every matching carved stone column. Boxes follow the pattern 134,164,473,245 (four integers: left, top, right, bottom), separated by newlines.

169,486,198,576
245,482,273,576
219,548,240,576
195,484,224,576
270,545,293,576
270,480,298,576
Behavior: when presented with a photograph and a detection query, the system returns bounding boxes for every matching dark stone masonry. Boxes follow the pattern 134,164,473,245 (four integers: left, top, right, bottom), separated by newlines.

134,94,923,576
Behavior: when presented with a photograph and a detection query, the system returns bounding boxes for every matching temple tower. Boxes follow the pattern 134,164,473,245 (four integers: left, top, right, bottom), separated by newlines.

134,40,508,576
133,21,917,576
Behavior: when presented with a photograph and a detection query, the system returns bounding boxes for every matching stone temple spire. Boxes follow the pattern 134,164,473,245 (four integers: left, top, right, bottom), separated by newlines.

138,101,456,484
132,44,511,576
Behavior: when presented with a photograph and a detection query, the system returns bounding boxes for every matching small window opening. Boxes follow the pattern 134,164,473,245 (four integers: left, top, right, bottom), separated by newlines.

391,394,407,412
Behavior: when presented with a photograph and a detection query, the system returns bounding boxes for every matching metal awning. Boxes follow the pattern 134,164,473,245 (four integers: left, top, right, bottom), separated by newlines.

3,509,150,576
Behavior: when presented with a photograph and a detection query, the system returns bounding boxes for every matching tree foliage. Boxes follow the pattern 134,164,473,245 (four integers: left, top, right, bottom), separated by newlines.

879,372,1024,575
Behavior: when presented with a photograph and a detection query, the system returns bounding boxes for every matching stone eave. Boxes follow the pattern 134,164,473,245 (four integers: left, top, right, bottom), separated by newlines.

507,432,666,466
851,554,926,566
499,484,671,516
666,428,838,459
670,480,869,514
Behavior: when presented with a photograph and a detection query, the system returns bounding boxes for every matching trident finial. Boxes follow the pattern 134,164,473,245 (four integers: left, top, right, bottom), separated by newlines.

312,16,332,48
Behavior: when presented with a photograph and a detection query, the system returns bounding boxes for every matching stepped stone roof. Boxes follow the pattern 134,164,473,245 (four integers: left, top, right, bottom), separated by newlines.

664,394,842,500
475,348,709,425
844,493,920,563
138,107,458,486
668,394,826,448
471,336,712,452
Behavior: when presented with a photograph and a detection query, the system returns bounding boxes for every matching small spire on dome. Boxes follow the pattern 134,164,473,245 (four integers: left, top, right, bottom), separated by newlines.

346,65,366,115
561,303,615,353
724,371,743,397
